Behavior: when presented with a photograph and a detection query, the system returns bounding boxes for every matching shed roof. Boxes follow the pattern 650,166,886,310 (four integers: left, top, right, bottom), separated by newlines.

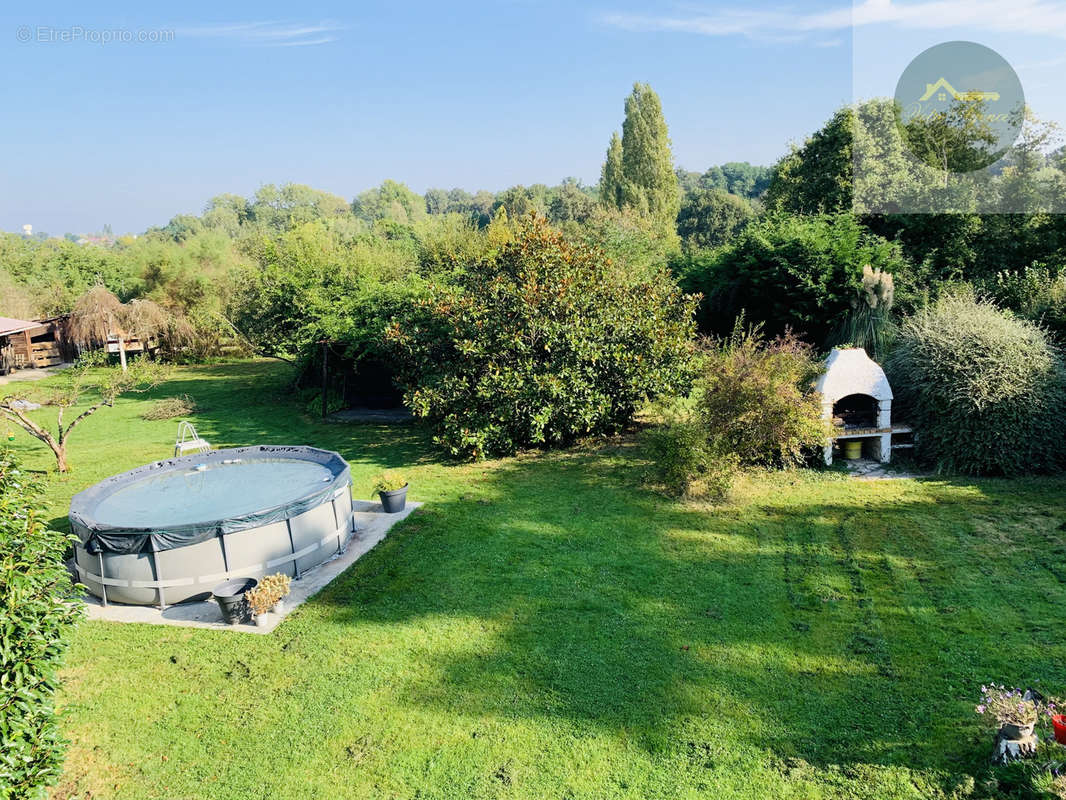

0,317,42,337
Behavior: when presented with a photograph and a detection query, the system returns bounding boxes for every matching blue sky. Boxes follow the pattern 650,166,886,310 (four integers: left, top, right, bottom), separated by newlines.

2,0,1064,235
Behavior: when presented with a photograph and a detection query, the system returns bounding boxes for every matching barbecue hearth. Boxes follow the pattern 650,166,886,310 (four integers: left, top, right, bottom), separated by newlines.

814,348,910,464
833,393,878,429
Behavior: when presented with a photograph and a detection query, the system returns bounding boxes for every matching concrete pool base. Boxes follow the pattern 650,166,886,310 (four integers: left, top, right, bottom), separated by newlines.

81,499,422,634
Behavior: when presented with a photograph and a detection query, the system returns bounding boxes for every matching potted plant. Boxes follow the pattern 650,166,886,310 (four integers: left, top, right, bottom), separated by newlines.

260,572,291,615
245,573,293,626
211,577,257,625
976,685,1050,763
372,470,408,513
246,583,276,626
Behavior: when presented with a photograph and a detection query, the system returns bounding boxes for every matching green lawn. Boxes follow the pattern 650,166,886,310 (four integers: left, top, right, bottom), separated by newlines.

10,361,1066,799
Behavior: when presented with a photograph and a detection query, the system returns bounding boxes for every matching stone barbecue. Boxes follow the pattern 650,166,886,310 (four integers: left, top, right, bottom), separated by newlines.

814,347,912,465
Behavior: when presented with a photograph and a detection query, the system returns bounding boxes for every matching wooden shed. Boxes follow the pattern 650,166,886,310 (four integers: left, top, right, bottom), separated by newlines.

0,317,66,374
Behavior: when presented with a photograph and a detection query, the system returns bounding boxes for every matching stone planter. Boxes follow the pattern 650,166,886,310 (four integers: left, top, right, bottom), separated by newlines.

992,721,1039,764
1000,722,1036,741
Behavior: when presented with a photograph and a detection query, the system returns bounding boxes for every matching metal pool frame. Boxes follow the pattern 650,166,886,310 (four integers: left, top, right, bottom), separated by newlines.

69,445,355,609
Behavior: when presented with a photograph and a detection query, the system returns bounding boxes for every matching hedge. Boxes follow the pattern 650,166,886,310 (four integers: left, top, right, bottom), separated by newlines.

0,449,82,799
885,292,1066,476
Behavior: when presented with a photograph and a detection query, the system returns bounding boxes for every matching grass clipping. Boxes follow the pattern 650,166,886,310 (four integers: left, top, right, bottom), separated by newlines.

141,394,199,421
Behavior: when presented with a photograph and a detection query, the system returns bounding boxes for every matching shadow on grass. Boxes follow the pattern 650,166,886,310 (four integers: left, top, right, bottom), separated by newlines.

36,362,1066,795
304,444,1066,792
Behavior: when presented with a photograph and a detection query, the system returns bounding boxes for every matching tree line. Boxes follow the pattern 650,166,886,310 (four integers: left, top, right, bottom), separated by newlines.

1,82,1064,449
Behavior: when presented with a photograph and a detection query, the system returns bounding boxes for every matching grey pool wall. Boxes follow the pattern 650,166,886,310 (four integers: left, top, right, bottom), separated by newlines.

69,446,355,608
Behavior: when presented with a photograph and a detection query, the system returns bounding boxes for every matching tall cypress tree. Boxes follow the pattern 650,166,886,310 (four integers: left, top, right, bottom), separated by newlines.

600,132,624,211
599,83,680,235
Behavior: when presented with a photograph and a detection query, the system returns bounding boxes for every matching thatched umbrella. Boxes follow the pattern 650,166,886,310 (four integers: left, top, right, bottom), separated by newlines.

125,298,169,353
70,286,128,370
128,298,196,357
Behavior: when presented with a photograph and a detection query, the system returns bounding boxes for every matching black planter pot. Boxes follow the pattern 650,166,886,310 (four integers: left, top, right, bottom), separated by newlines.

212,577,257,624
378,484,408,514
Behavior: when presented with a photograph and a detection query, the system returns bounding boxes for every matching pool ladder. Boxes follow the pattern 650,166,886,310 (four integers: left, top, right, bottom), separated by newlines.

174,421,212,458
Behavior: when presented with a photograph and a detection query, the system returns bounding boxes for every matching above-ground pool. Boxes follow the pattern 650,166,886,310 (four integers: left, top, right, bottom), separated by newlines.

70,445,355,607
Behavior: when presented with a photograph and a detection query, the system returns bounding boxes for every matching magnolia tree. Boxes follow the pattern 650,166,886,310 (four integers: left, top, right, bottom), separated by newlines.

0,352,166,472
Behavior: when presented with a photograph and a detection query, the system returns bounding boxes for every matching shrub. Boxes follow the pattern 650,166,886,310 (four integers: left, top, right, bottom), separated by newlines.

699,324,830,468
140,394,199,420
642,417,738,500
0,449,82,797
885,291,1066,475
676,213,908,347
386,215,699,459
643,325,826,498
982,263,1066,342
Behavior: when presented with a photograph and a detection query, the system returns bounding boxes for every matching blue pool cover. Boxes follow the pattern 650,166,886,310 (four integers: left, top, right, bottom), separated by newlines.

69,445,351,555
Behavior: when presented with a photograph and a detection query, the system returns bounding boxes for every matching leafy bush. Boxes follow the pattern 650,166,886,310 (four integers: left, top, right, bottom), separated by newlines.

676,213,908,347
982,263,1066,342
386,215,698,459
0,449,82,798
644,325,826,498
698,324,829,468
885,291,1066,475
642,416,738,500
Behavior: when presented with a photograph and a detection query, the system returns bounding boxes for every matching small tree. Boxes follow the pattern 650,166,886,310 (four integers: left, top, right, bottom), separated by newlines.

386,215,698,459
0,352,166,472
677,188,756,250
